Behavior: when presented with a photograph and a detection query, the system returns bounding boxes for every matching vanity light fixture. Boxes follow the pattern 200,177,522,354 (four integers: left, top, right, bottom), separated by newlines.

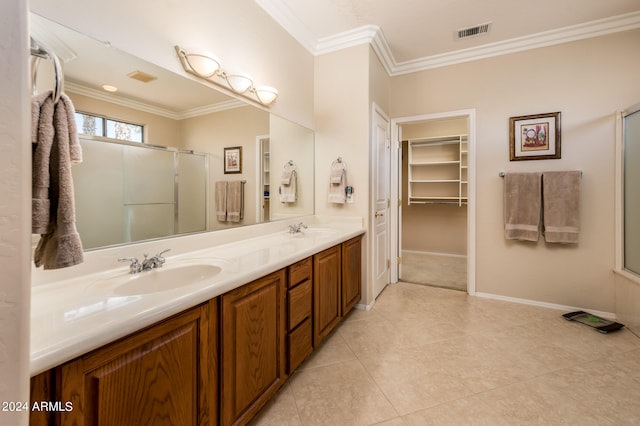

175,45,278,106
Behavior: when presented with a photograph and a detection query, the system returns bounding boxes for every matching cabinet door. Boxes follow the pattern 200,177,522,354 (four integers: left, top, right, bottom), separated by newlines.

57,302,216,426
313,245,341,347
342,235,362,316
220,270,286,426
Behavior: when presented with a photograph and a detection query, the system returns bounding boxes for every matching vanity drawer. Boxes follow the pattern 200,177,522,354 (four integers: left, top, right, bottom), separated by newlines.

287,317,313,373
287,279,312,330
288,257,312,288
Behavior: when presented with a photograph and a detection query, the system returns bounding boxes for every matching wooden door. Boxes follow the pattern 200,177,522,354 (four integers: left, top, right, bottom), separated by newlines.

313,245,341,346
220,270,286,426
57,302,216,426
341,235,362,316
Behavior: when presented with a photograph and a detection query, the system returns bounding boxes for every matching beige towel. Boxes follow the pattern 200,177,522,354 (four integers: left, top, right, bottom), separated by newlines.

227,180,243,222
215,181,227,221
328,168,346,204
543,171,581,244
32,93,55,235
279,169,297,203
33,93,84,269
504,172,542,241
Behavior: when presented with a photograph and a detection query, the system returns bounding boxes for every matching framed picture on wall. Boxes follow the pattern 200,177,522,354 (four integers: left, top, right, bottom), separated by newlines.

509,112,561,161
224,146,242,174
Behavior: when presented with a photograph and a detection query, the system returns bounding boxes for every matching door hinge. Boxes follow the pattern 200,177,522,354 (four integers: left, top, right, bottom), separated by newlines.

387,199,390,208
386,259,390,268
397,256,402,264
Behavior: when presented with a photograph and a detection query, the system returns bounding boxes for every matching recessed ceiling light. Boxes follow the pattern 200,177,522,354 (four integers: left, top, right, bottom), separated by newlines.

102,84,118,92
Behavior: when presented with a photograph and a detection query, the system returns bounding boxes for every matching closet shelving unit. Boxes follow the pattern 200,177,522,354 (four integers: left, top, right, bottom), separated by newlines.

407,135,468,206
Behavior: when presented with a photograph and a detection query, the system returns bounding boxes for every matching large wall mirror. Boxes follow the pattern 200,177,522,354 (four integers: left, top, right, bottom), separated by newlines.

31,13,314,250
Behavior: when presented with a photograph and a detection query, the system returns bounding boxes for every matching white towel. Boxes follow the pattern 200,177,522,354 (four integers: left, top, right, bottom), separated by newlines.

279,169,297,203
328,168,347,204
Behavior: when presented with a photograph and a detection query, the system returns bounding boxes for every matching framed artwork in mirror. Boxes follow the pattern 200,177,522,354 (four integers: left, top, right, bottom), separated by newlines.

224,146,242,174
509,112,561,161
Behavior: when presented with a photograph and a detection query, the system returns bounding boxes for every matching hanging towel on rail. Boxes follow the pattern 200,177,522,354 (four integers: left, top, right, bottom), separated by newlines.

542,171,581,244
279,164,297,203
215,181,228,221
503,172,542,241
328,161,347,204
32,92,84,269
227,180,243,222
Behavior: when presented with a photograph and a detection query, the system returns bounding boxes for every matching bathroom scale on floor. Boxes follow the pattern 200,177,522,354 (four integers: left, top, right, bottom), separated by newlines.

562,311,624,333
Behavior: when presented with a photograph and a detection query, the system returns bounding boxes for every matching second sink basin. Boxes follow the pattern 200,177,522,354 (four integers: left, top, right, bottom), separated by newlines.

92,259,224,296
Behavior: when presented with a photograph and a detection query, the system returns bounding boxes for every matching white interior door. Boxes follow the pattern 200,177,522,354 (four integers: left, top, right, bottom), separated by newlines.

371,105,391,299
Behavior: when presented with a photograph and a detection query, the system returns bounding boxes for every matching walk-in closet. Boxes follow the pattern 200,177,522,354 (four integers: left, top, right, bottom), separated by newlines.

400,117,468,291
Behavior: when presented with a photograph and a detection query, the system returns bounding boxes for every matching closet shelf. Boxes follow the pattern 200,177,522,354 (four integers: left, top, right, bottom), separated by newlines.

407,134,468,206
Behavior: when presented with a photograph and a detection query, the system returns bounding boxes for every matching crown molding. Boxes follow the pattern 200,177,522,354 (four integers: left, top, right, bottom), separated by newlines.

65,81,246,120
389,10,640,75
254,1,640,76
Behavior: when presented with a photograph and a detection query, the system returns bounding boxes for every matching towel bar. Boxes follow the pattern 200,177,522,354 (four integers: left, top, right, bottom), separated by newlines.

499,171,582,177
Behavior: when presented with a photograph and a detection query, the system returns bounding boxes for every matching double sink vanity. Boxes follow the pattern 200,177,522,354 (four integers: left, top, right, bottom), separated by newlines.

29,216,365,425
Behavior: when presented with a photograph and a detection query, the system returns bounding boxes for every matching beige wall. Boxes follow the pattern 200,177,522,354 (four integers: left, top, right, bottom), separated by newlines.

181,107,269,229
0,0,30,423
401,118,468,255
391,29,640,313
314,44,373,302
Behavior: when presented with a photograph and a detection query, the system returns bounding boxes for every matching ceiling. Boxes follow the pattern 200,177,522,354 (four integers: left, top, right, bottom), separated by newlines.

256,0,640,74
32,1,640,114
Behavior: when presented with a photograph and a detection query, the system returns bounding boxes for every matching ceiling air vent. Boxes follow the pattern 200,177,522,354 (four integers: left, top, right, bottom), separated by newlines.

127,70,157,83
456,22,491,40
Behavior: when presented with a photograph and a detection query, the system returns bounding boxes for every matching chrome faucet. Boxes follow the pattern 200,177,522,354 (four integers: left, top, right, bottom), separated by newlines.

118,256,143,274
142,249,171,271
118,249,170,274
288,222,307,234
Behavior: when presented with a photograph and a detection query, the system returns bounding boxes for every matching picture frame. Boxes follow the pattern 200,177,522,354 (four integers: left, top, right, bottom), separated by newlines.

509,112,561,161
224,146,242,174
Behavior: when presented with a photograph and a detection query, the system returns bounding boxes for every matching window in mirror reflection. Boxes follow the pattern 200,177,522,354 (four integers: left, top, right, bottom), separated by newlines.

74,112,144,143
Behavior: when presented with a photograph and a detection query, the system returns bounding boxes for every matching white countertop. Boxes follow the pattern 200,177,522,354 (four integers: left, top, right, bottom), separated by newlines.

31,217,364,376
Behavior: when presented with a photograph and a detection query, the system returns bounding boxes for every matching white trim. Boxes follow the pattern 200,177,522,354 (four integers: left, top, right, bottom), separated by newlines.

65,81,246,120
255,1,640,75
390,109,476,296
475,292,617,321
615,268,640,286
401,249,467,259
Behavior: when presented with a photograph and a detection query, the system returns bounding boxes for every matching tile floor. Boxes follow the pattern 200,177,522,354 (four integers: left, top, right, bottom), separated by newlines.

250,282,640,425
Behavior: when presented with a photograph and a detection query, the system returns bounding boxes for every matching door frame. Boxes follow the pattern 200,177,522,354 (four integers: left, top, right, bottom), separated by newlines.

390,109,477,295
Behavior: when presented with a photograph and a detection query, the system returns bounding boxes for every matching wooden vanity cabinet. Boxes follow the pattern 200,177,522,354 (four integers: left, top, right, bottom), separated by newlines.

286,257,313,373
341,235,363,315
50,300,217,426
313,245,342,347
313,236,363,347
219,270,286,426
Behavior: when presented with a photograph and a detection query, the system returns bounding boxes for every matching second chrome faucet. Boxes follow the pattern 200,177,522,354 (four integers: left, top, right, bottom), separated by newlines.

118,249,170,274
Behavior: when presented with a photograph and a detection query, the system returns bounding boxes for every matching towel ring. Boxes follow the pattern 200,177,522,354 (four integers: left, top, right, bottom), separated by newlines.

30,38,64,104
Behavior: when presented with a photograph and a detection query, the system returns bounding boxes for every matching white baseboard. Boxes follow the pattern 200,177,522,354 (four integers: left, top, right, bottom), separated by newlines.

475,291,616,320
402,249,467,259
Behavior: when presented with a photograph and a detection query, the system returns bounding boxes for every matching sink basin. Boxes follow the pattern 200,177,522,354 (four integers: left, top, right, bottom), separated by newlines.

92,260,224,296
